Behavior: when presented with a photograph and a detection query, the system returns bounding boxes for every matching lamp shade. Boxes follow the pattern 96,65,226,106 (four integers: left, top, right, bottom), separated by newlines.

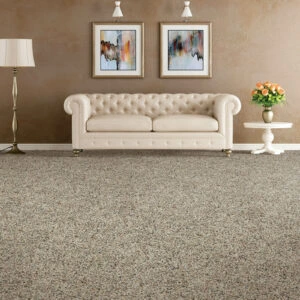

112,1,123,17
181,1,192,18
0,39,35,67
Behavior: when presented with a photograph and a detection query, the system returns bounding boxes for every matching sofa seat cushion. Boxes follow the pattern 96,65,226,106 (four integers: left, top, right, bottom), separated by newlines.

153,114,218,132
87,114,152,132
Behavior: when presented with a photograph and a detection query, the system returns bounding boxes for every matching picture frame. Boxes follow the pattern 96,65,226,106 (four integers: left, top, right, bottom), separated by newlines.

92,22,144,78
160,22,212,78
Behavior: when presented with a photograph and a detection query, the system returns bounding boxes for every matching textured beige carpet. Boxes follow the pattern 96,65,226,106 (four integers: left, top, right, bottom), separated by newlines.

0,150,299,299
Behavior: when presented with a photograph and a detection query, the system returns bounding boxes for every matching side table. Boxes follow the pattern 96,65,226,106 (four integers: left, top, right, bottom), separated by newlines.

243,122,293,155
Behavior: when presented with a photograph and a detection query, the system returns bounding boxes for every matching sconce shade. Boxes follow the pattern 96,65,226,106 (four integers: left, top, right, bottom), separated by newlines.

181,1,192,18
0,39,35,67
112,1,123,18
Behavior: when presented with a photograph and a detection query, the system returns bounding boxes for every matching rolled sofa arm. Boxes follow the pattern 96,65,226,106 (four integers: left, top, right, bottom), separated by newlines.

213,94,241,148
64,94,92,148
64,94,91,119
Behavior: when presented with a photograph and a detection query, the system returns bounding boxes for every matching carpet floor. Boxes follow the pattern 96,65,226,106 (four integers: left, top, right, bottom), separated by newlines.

0,150,299,299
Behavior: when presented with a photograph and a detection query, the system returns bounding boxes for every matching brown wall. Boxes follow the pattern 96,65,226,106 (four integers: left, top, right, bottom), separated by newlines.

0,0,299,144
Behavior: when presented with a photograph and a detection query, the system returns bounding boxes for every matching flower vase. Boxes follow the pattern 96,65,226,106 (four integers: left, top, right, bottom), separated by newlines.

262,106,273,123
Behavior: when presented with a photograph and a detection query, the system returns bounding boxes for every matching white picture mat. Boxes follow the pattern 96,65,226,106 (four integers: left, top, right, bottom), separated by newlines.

161,23,211,77
93,24,143,77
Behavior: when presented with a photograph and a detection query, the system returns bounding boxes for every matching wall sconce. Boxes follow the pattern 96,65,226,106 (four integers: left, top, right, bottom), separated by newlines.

112,1,123,18
181,1,192,20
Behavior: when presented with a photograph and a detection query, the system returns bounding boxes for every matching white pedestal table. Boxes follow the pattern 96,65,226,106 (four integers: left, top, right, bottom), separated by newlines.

243,122,293,155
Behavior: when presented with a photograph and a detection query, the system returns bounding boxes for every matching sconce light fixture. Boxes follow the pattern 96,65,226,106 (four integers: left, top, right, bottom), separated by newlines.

112,1,123,18
181,1,192,20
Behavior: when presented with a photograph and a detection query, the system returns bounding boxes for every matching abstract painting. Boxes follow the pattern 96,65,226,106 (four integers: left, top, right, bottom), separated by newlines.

100,30,136,71
160,23,212,78
93,23,144,78
168,30,204,71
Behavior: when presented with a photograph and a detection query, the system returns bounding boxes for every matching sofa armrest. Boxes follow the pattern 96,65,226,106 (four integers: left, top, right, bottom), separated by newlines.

64,94,92,147
213,94,241,148
64,94,91,120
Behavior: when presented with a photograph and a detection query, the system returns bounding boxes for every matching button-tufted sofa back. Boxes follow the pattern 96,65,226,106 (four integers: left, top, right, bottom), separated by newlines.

88,94,217,119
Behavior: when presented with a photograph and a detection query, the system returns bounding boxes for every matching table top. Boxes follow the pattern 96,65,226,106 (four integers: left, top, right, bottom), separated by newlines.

244,122,293,129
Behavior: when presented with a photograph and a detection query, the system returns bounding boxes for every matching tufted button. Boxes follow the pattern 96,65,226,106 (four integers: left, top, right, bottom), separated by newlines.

200,101,203,105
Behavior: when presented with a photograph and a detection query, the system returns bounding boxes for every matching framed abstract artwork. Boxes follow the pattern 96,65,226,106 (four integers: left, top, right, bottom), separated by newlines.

92,22,144,78
160,23,212,78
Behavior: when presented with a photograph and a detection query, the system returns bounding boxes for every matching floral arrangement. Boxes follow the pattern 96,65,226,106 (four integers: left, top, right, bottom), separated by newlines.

251,81,286,107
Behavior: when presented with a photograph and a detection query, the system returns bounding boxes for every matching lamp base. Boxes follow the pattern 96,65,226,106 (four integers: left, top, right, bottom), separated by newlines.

6,144,25,154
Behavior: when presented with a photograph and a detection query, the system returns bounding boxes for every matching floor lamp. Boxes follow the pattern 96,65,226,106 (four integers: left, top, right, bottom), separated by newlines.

0,39,35,154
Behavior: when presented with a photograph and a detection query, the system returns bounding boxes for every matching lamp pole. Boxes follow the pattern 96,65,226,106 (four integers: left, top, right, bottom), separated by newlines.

7,67,24,154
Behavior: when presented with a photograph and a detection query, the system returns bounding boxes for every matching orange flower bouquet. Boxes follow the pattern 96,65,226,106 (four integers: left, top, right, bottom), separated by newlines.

251,81,286,107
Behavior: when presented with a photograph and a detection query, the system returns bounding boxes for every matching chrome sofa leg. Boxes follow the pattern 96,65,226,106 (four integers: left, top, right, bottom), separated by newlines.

73,149,83,157
223,149,232,157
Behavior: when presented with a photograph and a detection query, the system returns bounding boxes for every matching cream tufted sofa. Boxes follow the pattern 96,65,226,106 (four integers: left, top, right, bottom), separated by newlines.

64,93,241,156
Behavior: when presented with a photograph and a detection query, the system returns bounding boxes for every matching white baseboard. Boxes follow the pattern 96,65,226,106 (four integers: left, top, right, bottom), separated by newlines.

233,144,300,151
1,143,300,151
0,144,72,151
